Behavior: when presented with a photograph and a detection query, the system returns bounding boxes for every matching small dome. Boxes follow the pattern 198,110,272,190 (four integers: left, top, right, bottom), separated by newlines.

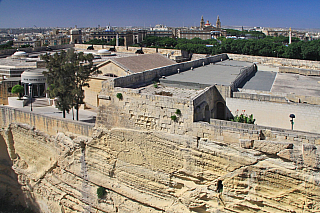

12,51,28,58
98,49,111,55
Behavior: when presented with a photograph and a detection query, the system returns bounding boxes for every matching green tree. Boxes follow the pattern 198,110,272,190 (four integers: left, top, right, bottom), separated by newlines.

11,84,24,99
41,48,99,119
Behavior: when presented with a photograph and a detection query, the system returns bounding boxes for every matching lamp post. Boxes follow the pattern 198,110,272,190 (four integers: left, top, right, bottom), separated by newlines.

28,83,33,111
289,114,295,130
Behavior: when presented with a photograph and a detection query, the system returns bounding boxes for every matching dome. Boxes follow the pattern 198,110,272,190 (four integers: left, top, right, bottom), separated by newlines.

97,49,111,55
12,51,28,58
21,69,46,84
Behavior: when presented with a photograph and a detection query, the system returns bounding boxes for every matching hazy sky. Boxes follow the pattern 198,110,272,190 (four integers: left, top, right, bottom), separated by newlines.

0,0,319,29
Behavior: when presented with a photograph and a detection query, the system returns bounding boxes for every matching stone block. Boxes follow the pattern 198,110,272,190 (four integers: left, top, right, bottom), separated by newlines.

253,140,293,155
239,139,254,149
302,144,320,169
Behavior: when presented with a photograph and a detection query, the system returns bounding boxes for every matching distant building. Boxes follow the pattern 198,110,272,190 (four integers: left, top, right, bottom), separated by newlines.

262,28,306,40
177,16,226,40
70,26,82,44
89,29,147,46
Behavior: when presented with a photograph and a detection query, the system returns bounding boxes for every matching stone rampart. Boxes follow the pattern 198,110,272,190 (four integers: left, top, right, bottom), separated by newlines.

228,53,320,70
0,106,94,136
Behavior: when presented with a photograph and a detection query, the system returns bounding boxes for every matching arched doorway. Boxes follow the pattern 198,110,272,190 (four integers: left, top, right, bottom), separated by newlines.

216,102,225,120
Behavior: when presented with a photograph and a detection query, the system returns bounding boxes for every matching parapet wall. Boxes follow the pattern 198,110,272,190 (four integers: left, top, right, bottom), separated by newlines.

209,118,320,144
228,53,320,70
279,66,320,76
0,106,94,136
114,54,228,88
230,64,256,91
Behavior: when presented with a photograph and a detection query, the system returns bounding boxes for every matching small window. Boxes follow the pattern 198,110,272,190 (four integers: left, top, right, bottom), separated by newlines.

8,87,12,93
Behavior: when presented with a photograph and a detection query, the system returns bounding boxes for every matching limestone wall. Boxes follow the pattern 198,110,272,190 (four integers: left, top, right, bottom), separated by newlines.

96,87,194,135
1,122,319,212
0,106,94,136
226,97,320,133
228,53,320,70
279,66,320,76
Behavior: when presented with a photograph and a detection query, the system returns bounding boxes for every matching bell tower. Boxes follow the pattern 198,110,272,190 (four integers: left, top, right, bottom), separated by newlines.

216,15,221,29
200,16,205,29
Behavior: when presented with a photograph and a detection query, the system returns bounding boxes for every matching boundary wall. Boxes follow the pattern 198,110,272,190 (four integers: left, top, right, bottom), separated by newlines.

228,53,320,70
0,106,94,137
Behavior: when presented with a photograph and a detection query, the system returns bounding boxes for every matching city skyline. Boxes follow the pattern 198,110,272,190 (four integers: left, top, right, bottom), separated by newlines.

0,0,320,29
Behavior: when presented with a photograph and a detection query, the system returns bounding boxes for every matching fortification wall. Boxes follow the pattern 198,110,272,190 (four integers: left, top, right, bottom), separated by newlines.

228,53,320,70
1,123,319,213
0,106,94,136
226,97,320,134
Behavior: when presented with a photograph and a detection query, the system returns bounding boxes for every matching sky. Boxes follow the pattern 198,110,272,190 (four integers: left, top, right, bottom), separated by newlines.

0,0,319,29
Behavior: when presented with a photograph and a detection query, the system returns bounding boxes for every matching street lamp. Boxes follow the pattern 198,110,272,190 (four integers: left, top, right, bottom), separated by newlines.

289,114,295,130
28,83,33,111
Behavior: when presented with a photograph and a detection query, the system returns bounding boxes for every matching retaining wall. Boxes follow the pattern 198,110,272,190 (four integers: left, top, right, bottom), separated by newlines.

0,106,94,137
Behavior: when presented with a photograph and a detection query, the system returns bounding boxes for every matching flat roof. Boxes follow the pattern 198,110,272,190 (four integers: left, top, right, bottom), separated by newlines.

271,72,320,97
0,58,39,67
161,60,253,87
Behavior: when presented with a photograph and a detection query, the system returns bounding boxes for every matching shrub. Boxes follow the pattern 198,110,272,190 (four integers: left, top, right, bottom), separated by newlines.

175,109,181,115
153,81,158,88
116,93,123,100
231,113,255,124
171,115,177,121
11,85,24,99
97,186,107,199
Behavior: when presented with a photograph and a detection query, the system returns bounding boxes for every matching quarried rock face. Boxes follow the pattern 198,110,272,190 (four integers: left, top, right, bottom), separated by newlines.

0,124,319,212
